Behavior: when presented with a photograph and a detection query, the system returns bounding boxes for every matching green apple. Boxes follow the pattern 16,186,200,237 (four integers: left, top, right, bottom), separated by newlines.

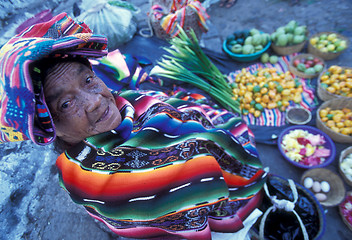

327,44,335,52
327,33,337,41
340,40,347,48
319,34,328,40
336,45,346,52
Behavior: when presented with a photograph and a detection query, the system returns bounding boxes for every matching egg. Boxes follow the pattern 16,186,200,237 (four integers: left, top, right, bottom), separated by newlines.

315,193,327,202
312,181,321,193
303,177,314,189
320,181,330,193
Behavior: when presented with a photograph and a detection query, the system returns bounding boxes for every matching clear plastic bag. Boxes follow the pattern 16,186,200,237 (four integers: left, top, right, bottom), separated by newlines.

78,0,139,51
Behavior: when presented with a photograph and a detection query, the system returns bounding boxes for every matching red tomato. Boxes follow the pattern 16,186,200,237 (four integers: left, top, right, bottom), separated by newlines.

293,59,300,67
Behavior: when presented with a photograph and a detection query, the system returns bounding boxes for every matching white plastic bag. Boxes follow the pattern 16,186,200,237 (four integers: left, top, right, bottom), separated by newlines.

78,0,139,51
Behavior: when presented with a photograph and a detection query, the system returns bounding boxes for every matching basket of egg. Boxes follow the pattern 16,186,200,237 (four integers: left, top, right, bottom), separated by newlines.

316,97,352,143
301,168,346,207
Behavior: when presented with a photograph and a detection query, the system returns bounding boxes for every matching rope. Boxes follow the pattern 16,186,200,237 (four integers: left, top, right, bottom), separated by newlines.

139,17,154,38
259,179,309,240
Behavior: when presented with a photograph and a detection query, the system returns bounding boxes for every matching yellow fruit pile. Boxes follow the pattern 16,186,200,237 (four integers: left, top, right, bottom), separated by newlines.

320,65,352,97
319,107,352,136
232,67,303,117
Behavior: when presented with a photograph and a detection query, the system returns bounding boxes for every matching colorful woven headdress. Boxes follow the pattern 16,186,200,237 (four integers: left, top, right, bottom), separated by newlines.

0,12,108,145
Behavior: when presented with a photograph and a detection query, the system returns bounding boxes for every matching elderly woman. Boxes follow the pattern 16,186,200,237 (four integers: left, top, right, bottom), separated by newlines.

0,13,266,239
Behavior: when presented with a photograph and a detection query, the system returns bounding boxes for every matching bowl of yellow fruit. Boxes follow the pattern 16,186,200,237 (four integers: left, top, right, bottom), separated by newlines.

308,32,349,60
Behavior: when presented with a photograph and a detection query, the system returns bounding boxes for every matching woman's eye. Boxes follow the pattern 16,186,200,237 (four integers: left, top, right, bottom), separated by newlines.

86,76,93,84
61,101,70,109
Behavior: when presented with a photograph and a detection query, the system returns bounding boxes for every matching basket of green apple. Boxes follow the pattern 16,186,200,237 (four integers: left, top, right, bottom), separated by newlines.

308,32,349,60
289,53,325,79
271,20,308,56
223,28,271,62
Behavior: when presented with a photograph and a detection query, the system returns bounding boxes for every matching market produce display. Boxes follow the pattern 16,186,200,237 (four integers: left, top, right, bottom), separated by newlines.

232,67,303,117
279,128,332,167
318,106,352,136
271,20,307,47
226,28,270,55
310,32,348,54
319,65,352,98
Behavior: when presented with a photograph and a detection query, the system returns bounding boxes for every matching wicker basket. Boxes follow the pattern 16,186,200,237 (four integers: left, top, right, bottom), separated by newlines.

271,39,307,56
339,146,352,187
288,53,325,79
301,168,346,207
316,98,352,143
149,0,204,40
308,32,349,60
339,191,352,232
317,66,352,101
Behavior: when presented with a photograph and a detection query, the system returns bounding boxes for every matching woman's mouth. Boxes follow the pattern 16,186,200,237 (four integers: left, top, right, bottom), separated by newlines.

97,106,109,123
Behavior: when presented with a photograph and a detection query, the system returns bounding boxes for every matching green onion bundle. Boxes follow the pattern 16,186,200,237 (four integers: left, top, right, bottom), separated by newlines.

150,26,241,115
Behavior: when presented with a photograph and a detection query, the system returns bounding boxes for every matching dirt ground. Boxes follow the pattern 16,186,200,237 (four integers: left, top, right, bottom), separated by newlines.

1,0,352,240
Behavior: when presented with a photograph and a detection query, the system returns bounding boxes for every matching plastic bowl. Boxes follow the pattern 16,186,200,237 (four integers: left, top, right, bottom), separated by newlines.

278,125,336,169
222,38,271,62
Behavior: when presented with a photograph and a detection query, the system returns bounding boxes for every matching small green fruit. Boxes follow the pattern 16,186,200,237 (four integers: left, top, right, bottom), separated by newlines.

269,55,279,64
242,44,255,54
261,53,270,63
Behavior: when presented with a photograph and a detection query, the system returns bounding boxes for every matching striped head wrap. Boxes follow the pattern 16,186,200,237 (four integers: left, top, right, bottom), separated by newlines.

0,12,108,145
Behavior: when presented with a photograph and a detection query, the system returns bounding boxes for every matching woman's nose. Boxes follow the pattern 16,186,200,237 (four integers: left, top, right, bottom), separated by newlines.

85,92,102,113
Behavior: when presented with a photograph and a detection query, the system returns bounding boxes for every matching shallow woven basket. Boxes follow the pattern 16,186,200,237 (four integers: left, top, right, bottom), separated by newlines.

339,191,352,232
285,107,312,125
339,146,352,187
317,66,352,101
301,168,346,207
308,32,349,60
288,53,325,79
149,1,203,40
271,40,307,56
316,98,352,143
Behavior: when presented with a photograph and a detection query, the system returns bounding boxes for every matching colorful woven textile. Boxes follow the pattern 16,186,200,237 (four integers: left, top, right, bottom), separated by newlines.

151,0,209,38
56,90,267,239
90,49,155,92
227,54,319,127
0,12,108,145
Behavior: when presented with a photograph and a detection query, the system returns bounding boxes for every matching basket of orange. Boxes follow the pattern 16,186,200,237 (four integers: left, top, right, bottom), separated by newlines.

316,98,352,143
317,65,352,101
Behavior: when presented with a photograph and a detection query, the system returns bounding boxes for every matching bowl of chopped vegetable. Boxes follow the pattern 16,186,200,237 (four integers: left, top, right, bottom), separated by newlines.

278,125,336,169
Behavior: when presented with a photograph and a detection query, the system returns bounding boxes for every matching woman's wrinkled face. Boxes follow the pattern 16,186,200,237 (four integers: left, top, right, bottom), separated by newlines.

44,61,122,144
